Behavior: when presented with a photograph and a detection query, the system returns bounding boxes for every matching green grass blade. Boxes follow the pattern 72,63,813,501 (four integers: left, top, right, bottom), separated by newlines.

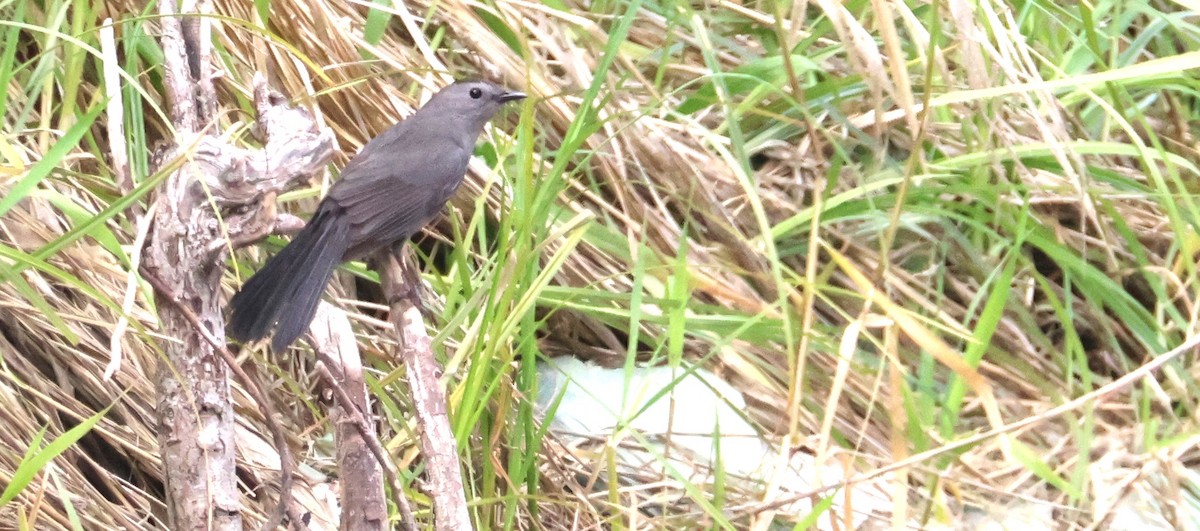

0,101,104,219
0,405,111,506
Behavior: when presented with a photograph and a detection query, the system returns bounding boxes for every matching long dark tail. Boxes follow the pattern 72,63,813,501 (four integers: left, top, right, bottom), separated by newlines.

227,207,349,351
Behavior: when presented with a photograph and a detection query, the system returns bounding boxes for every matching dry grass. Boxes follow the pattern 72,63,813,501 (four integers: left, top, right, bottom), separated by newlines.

2,0,1200,529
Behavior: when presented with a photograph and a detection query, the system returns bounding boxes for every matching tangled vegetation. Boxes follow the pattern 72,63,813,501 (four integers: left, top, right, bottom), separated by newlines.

2,0,1200,528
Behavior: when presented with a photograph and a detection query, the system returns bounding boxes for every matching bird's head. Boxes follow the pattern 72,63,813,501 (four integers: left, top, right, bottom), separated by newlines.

421,80,526,134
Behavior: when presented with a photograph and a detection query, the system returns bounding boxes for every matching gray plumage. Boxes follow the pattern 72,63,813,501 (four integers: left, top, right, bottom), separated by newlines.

228,80,525,351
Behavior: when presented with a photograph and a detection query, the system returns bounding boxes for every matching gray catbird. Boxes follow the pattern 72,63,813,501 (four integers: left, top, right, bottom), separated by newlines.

228,80,526,351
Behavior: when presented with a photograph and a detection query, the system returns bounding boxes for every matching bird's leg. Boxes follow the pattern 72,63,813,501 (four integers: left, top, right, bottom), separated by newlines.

377,244,439,323
403,249,445,323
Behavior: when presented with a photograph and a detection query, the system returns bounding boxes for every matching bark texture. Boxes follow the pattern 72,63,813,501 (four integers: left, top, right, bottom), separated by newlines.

380,252,474,531
145,2,237,528
309,303,388,531
144,1,334,528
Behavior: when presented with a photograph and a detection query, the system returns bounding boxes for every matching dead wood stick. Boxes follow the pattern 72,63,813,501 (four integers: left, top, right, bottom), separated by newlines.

140,266,301,530
307,302,417,530
148,1,333,528
149,1,241,528
377,250,473,531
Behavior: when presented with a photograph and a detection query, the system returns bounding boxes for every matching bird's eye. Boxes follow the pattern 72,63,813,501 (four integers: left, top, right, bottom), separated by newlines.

469,88,483,99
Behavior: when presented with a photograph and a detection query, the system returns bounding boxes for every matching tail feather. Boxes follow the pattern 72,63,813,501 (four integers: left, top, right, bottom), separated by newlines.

269,217,348,351
228,207,349,350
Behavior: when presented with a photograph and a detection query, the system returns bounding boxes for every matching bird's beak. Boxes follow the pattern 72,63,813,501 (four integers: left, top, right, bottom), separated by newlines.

497,90,527,103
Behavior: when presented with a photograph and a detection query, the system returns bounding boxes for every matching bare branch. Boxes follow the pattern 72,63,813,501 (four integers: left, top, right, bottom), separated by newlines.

308,302,416,531
146,4,334,530
378,250,473,531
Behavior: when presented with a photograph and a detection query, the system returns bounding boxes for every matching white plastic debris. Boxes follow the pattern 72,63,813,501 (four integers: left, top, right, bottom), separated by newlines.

535,357,890,529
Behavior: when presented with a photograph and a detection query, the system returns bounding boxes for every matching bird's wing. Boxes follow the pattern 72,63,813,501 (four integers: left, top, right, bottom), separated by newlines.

328,128,472,259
